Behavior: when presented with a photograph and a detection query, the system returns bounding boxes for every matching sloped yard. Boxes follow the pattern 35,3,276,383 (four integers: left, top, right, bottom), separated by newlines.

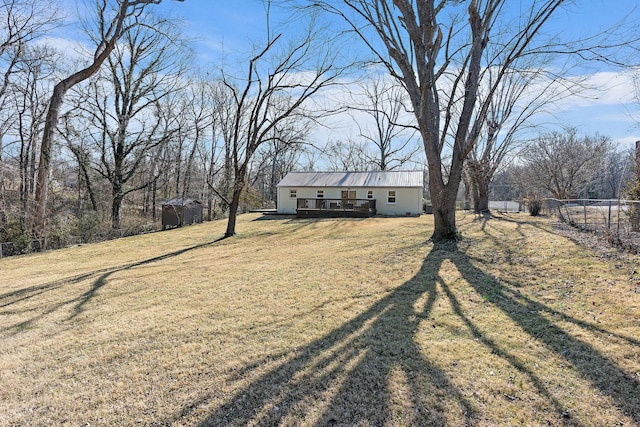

0,212,639,426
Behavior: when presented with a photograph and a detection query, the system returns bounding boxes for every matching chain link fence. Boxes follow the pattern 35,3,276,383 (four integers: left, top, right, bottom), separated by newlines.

0,225,159,258
544,198,640,253
0,236,87,258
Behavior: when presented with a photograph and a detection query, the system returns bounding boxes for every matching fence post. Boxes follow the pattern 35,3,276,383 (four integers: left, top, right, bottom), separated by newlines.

0,242,3,258
583,199,587,227
607,200,612,229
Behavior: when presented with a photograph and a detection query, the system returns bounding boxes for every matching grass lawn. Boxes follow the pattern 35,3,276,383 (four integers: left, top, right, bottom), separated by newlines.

1,212,639,426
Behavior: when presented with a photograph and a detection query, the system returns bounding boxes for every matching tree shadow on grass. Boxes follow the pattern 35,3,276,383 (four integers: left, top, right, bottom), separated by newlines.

455,248,640,423
0,237,225,332
170,235,639,426
176,242,477,426
475,214,640,348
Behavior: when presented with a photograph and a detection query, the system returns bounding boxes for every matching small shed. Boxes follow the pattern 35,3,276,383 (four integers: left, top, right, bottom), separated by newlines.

162,198,203,230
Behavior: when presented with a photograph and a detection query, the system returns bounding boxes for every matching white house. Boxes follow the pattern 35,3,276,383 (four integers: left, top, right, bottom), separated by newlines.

276,170,424,217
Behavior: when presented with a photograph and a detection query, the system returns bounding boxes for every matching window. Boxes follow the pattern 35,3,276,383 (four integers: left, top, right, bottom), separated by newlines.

317,190,324,198
387,190,396,204
290,189,297,199
367,190,373,199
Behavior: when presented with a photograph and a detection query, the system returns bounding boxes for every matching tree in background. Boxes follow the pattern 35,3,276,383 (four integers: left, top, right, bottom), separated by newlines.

464,52,579,213
348,74,420,171
323,139,369,172
597,149,636,199
308,0,569,241
517,128,611,200
13,45,58,229
218,17,341,237
72,15,188,232
32,0,184,247
628,141,640,231
0,0,60,247
250,122,310,203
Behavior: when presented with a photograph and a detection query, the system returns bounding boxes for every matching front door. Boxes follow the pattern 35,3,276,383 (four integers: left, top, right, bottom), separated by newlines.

341,190,356,208
341,190,356,199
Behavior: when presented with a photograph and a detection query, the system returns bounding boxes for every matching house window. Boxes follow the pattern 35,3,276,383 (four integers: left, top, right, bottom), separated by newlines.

317,190,324,198
290,189,297,199
367,190,373,199
387,190,396,204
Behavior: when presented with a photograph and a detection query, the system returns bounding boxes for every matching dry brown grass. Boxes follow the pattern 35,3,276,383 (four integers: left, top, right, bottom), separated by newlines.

1,212,639,426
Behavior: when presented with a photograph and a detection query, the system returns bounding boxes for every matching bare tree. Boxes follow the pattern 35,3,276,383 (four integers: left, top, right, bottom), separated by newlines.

0,0,58,56
70,14,188,231
518,128,611,200
219,24,341,237
32,0,183,246
628,142,640,230
13,45,56,229
464,60,577,212
179,80,215,202
349,74,420,171
323,139,369,171
204,78,237,216
305,0,567,240
596,148,636,199
250,121,310,202
181,79,227,221
0,0,60,232
306,0,635,241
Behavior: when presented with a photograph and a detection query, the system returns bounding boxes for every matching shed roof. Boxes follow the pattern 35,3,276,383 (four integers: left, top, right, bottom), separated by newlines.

277,171,423,188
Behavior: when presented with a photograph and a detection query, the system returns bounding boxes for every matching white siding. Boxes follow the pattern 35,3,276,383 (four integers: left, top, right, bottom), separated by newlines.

277,186,298,214
377,187,422,216
277,186,422,216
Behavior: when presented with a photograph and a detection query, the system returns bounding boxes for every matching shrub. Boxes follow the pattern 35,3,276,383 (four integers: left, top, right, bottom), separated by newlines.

46,214,75,249
75,212,106,243
0,220,32,255
526,197,543,216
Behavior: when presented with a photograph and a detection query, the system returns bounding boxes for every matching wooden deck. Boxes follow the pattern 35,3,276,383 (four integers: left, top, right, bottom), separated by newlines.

296,198,377,218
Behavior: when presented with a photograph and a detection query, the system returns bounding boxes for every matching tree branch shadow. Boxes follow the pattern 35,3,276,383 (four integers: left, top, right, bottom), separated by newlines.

169,238,639,425
168,243,478,426
472,214,640,347
452,245,640,424
1,237,226,332
67,236,227,320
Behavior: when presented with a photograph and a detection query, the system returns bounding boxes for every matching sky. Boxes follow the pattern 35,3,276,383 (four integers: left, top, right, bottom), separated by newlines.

56,0,640,153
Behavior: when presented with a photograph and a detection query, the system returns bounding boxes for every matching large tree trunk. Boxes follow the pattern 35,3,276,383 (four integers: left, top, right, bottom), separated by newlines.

224,181,244,238
111,193,123,232
429,177,460,242
475,177,490,213
111,174,124,231
468,163,490,213
31,0,158,248
33,82,67,247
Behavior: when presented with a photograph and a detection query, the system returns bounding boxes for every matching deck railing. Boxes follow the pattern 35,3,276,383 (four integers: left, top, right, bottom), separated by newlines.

296,198,377,215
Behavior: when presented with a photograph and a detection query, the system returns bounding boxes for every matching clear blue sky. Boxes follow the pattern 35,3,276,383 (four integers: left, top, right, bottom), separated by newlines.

152,0,640,151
